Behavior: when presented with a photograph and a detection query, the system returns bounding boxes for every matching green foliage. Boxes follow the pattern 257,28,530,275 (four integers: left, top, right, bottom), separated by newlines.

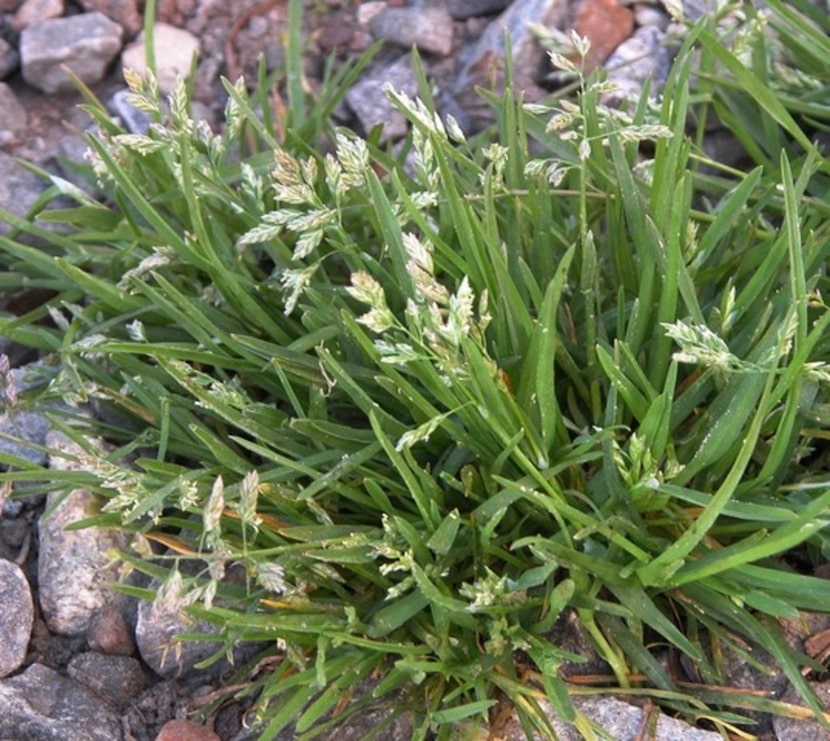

2,4,830,738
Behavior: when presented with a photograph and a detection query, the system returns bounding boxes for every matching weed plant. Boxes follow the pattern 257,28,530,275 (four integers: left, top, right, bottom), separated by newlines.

1,1,830,738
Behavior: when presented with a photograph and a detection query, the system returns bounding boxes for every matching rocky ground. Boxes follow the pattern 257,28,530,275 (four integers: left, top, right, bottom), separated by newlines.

0,1,829,740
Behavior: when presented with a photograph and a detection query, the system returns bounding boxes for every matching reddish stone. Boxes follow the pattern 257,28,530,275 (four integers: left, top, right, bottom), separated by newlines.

156,0,196,27
571,0,634,74
318,9,356,51
12,0,63,31
155,719,221,741
86,604,136,657
78,0,143,37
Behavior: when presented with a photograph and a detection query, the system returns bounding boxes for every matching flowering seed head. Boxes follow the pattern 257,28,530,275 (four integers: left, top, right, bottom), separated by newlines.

239,470,262,530
204,475,225,537
257,562,287,594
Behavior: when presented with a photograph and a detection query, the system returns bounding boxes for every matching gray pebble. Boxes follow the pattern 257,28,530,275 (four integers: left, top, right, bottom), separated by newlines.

0,82,28,147
446,0,512,19
135,588,225,678
0,38,20,79
108,87,151,134
20,11,124,94
67,651,149,710
773,682,830,741
602,25,672,108
0,663,122,740
346,54,418,142
369,7,455,56
0,559,33,677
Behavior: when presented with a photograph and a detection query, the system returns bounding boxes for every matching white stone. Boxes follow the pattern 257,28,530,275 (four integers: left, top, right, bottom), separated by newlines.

38,430,128,636
634,3,670,29
121,22,200,94
0,560,33,677
357,0,386,26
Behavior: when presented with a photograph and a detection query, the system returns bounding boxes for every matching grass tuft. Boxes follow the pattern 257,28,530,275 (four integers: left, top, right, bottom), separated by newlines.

2,4,830,738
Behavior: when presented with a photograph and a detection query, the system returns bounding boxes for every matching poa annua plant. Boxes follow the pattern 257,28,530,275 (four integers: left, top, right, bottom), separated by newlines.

1,5,830,739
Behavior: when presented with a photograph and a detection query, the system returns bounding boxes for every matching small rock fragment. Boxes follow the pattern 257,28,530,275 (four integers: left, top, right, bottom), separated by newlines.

346,54,418,142
0,560,33,678
1,497,25,519
634,3,670,29
773,682,830,741
701,128,751,171
108,88,152,134
78,0,143,36
20,12,124,94
0,663,122,740
456,0,571,79
451,0,570,131
601,26,672,109
0,38,19,79
135,590,224,678
715,634,789,735
67,651,149,710
87,602,136,656
122,679,179,738
11,0,64,31
547,608,611,678
0,152,45,230
356,0,385,26
156,0,196,27
136,562,266,682
446,0,512,19
155,719,221,741
369,7,455,56
121,22,200,94
576,696,722,740
682,0,721,21
0,82,28,146
318,8,357,52
0,516,29,549
496,694,722,739
0,407,50,465
38,430,129,636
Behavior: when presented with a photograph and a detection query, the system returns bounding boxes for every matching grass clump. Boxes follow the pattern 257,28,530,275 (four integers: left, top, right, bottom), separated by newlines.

2,3,830,738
